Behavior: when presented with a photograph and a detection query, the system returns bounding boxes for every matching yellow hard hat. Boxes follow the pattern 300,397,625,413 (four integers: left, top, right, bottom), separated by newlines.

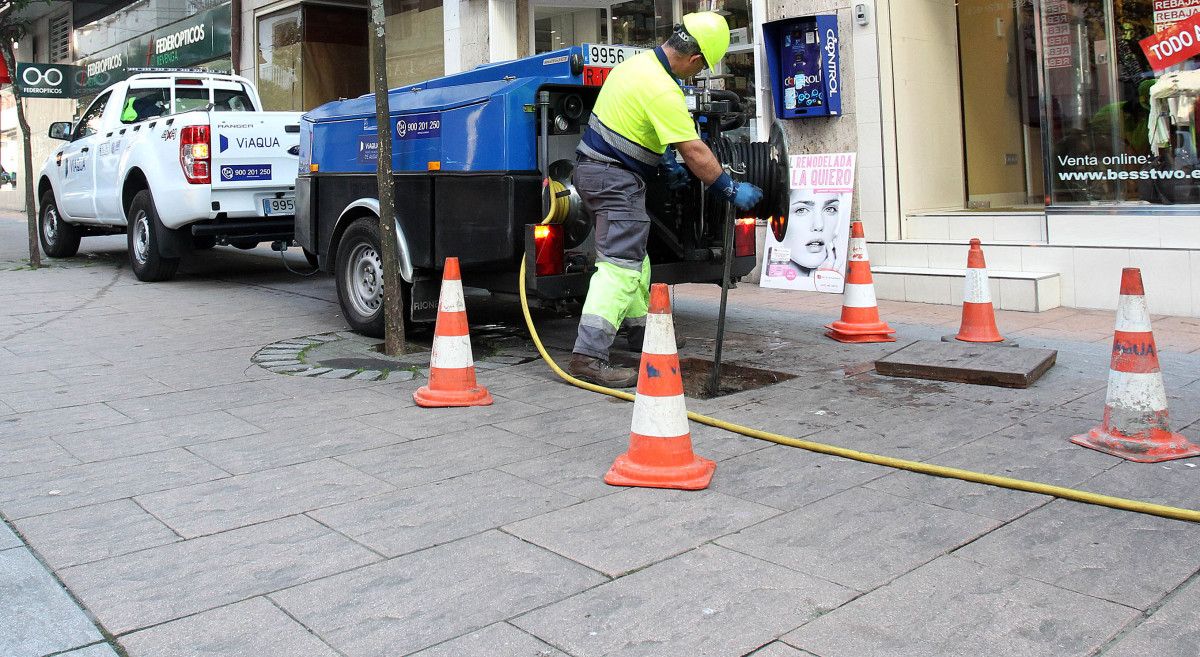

681,12,730,69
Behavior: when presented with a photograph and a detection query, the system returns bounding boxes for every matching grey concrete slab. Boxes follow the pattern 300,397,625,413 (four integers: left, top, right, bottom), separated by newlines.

271,530,606,656
954,500,1200,610
865,412,1121,521
187,418,410,474
0,547,103,657
57,515,379,634
491,377,609,410
513,544,855,657
13,499,179,569
1082,458,1200,509
716,487,1000,592
310,469,576,557
226,387,406,430
356,396,550,441
0,520,20,550
711,444,891,511
336,425,561,490
0,449,229,519
104,380,302,422
748,643,815,656
56,644,121,657
54,410,264,462
783,555,1140,657
493,398,634,449
0,436,80,478
409,622,567,657
1102,575,1200,657
0,402,132,440
503,488,780,577
497,437,627,501
119,597,340,657
2,374,172,413
136,458,395,538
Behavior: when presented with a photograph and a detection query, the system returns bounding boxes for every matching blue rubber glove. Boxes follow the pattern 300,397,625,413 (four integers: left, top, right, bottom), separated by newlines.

731,181,763,210
660,149,690,190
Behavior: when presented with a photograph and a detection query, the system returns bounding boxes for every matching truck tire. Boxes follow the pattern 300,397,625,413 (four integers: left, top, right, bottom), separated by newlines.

38,191,81,258
127,190,180,282
335,218,414,338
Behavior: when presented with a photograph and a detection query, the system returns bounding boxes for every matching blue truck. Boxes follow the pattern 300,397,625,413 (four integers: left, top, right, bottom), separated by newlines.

295,45,788,336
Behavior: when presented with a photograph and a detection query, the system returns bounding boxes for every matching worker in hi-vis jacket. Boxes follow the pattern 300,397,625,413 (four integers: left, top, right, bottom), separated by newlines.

569,11,764,388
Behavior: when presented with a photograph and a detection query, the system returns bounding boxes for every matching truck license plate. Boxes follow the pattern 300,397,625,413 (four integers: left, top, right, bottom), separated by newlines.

263,197,295,216
582,44,642,67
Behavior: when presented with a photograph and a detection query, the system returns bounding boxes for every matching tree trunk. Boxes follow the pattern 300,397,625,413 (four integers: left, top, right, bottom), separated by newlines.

369,0,405,355
1,41,39,269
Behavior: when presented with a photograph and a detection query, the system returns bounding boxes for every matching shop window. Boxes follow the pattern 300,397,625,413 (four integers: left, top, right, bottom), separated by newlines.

1041,0,1197,207
609,0,672,48
258,7,303,111
384,0,445,87
535,7,607,53
257,4,369,112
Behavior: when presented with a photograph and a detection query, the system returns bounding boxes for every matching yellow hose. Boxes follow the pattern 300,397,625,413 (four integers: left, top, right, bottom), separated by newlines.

516,259,1200,524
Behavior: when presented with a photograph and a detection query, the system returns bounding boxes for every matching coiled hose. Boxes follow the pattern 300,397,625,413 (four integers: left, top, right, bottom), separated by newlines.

516,259,1200,523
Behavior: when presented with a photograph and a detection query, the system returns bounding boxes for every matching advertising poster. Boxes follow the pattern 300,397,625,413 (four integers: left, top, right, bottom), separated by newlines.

1155,0,1200,32
761,153,856,294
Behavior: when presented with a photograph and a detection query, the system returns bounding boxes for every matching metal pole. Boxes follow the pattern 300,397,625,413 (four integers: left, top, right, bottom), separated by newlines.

706,202,734,396
370,0,406,355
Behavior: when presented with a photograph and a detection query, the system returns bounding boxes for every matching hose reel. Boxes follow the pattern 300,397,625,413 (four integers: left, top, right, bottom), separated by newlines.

703,119,791,237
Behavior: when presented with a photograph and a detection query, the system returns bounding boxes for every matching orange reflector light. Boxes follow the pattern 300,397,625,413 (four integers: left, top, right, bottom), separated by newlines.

533,224,564,276
734,216,756,257
427,161,441,171
310,163,319,172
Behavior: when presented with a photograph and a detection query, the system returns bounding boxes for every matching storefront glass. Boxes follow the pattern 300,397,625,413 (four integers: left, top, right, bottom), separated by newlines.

609,0,672,48
534,7,607,53
385,0,444,87
257,4,369,112
257,7,302,111
1041,0,1196,207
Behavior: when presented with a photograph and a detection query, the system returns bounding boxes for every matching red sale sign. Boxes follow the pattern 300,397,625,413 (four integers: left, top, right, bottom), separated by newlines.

1141,11,1200,70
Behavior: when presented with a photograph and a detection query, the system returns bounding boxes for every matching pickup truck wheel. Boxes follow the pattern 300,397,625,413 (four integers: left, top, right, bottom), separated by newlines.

39,191,81,258
335,219,415,338
127,190,180,282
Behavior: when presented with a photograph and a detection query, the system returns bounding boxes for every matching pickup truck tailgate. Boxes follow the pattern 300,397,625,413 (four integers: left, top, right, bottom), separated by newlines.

210,112,303,190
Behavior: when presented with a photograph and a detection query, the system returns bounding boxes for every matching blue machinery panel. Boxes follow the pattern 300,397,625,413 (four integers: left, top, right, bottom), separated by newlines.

763,15,842,119
301,49,587,174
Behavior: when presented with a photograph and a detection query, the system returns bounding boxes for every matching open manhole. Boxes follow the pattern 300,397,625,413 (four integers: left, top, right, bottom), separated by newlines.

678,357,797,400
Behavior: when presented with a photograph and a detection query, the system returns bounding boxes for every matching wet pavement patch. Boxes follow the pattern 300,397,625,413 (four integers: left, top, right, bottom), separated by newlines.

676,357,797,400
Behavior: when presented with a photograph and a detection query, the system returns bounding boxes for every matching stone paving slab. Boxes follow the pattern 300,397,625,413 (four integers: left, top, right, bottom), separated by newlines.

710,444,891,512
225,387,408,430
716,487,1001,592
0,436,80,479
493,398,635,449
2,373,171,413
864,411,1121,522
1101,575,1200,657
54,410,264,462
749,643,814,656
497,437,627,501
0,547,104,657
1082,458,1200,509
310,469,578,557
355,396,548,441
0,448,230,519
408,622,567,657
103,380,304,422
0,402,131,440
135,458,395,538
783,555,1140,657
13,499,180,569
513,544,855,657
186,418,411,474
119,597,340,657
58,644,122,656
504,488,781,577
270,530,607,657
953,500,1200,610
0,520,20,550
57,515,379,634
336,425,561,490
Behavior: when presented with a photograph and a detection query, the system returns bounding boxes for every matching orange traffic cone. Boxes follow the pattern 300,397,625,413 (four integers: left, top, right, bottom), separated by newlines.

825,220,896,343
413,257,493,408
950,238,1006,343
1071,268,1200,462
604,283,715,490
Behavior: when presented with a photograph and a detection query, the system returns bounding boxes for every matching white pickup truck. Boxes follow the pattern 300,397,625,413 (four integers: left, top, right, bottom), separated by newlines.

37,71,303,281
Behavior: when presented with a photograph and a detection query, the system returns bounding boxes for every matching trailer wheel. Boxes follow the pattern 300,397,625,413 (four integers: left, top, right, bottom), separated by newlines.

335,218,415,338
127,190,180,282
39,191,81,258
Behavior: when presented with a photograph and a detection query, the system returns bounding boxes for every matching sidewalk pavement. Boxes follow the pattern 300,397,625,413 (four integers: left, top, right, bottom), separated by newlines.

1,214,1199,657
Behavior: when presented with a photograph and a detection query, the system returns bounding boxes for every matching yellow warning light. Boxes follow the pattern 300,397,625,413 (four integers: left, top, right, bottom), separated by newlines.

310,163,319,172
427,161,441,171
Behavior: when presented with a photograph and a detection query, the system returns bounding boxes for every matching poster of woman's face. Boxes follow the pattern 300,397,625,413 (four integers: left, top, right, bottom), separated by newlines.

761,188,852,293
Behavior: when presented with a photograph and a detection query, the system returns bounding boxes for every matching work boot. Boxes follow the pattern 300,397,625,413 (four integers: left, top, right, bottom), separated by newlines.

625,326,687,353
568,353,638,388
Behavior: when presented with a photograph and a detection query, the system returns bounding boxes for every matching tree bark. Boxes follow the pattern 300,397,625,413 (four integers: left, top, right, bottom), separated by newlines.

1,41,39,269
369,0,405,355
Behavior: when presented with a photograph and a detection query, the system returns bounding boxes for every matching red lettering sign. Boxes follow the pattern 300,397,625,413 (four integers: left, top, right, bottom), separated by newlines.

582,66,610,87
1142,12,1200,69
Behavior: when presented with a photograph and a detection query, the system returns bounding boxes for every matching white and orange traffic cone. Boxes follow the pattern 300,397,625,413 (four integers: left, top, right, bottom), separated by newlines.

948,238,1007,344
604,283,715,490
413,257,493,408
825,220,896,343
1071,268,1200,462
